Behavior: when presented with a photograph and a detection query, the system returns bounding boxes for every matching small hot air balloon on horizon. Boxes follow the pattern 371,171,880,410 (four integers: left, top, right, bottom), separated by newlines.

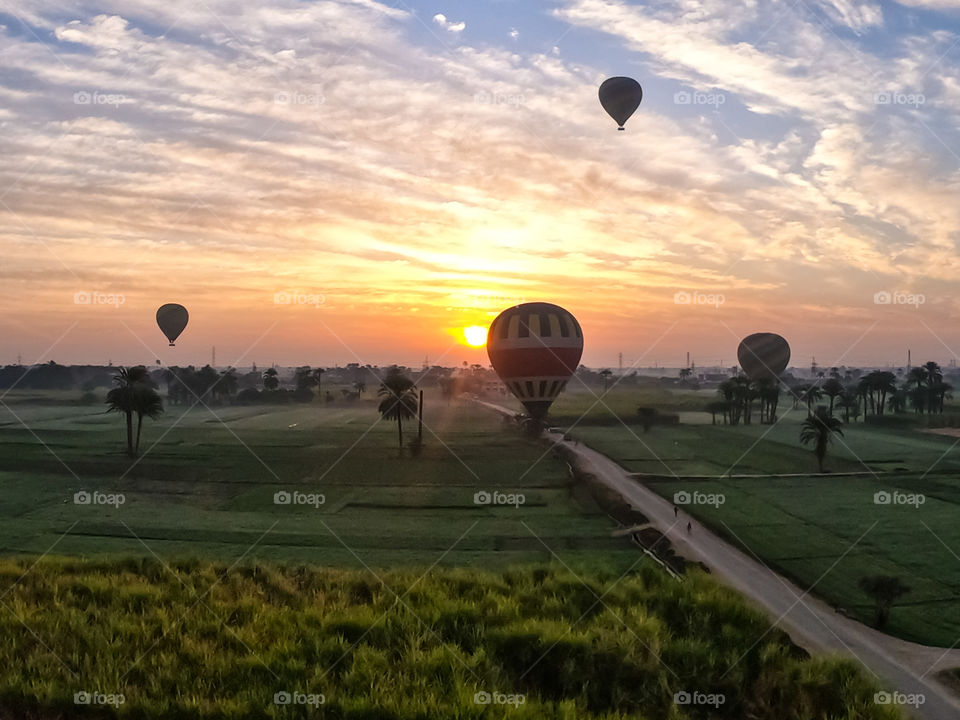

487,302,583,421
156,303,189,347
599,76,643,131
737,332,790,381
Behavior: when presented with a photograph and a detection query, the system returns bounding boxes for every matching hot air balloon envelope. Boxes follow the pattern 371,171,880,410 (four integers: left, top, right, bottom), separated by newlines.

487,302,583,420
599,77,643,130
157,303,189,347
737,333,790,381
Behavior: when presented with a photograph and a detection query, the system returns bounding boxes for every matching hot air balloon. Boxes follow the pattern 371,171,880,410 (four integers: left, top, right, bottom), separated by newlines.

156,303,189,347
599,76,643,130
487,302,583,421
737,333,790,381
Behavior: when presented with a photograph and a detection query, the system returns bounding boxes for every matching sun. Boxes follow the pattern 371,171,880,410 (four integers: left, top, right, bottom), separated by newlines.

463,325,488,348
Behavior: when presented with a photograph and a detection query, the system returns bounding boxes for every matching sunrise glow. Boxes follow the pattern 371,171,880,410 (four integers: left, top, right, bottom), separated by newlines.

463,326,488,348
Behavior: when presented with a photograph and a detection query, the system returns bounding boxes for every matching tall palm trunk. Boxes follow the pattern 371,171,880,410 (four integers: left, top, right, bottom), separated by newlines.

397,413,403,448
125,410,134,455
135,413,144,454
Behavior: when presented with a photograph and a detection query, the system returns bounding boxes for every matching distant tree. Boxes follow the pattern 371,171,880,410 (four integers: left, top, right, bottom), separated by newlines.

354,381,366,396
133,387,163,454
219,368,239,400
837,390,859,423
859,575,910,629
599,369,613,392
822,378,844,415
313,368,325,395
263,367,279,391
705,400,729,425
755,377,780,423
801,384,823,415
106,366,163,456
678,367,692,383
377,367,419,449
799,406,843,472
933,381,953,414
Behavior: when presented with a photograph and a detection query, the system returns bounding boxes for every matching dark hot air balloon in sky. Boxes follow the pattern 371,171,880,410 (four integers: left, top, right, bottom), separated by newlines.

487,302,583,420
156,303,189,347
599,77,643,130
737,333,790,381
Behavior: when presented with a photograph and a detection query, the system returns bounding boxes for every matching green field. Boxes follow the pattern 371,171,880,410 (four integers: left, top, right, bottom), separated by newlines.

0,558,903,720
0,390,638,571
551,391,960,646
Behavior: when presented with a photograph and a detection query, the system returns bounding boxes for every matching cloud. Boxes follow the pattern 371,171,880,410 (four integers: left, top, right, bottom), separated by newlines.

0,0,959,365
509,27,519,40
894,0,960,7
432,13,466,33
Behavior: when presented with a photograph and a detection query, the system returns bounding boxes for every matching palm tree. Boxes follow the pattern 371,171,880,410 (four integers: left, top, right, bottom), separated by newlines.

705,400,729,425
802,385,822,415
822,378,843,415
678,367,692,383
106,366,162,456
219,368,239,400
353,381,366,396
599,369,613,392
837,390,858,423
133,388,163,454
313,367,325,395
799,406,844,472
263,367,279,391
858,575,910,629
377,367,419,449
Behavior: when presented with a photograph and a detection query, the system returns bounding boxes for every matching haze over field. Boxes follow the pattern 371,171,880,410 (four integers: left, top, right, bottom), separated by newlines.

2,0,960,368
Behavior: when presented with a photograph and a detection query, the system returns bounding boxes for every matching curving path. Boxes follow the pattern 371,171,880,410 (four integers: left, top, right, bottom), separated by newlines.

474,400,960,720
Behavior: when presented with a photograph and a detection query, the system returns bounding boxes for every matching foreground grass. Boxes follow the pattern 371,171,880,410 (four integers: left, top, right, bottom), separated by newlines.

0,558,901,720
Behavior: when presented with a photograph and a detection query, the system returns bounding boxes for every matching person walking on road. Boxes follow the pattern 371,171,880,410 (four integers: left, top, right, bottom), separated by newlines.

686,521,692,535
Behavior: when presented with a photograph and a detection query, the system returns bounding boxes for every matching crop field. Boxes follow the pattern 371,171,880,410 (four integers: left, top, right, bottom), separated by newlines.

0,558,903,720
556,394,960,646
0,390,636,571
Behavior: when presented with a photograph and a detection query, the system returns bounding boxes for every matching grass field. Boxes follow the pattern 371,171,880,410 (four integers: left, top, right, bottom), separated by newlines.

0,389,640,571
0,558,904,720
551,392,960,646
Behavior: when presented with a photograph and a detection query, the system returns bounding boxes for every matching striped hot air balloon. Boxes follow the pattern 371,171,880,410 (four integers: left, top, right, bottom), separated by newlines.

737,332,790,381
487,302,584,420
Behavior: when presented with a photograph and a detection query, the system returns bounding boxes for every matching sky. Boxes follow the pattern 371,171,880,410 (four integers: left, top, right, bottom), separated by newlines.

2,0,960,370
